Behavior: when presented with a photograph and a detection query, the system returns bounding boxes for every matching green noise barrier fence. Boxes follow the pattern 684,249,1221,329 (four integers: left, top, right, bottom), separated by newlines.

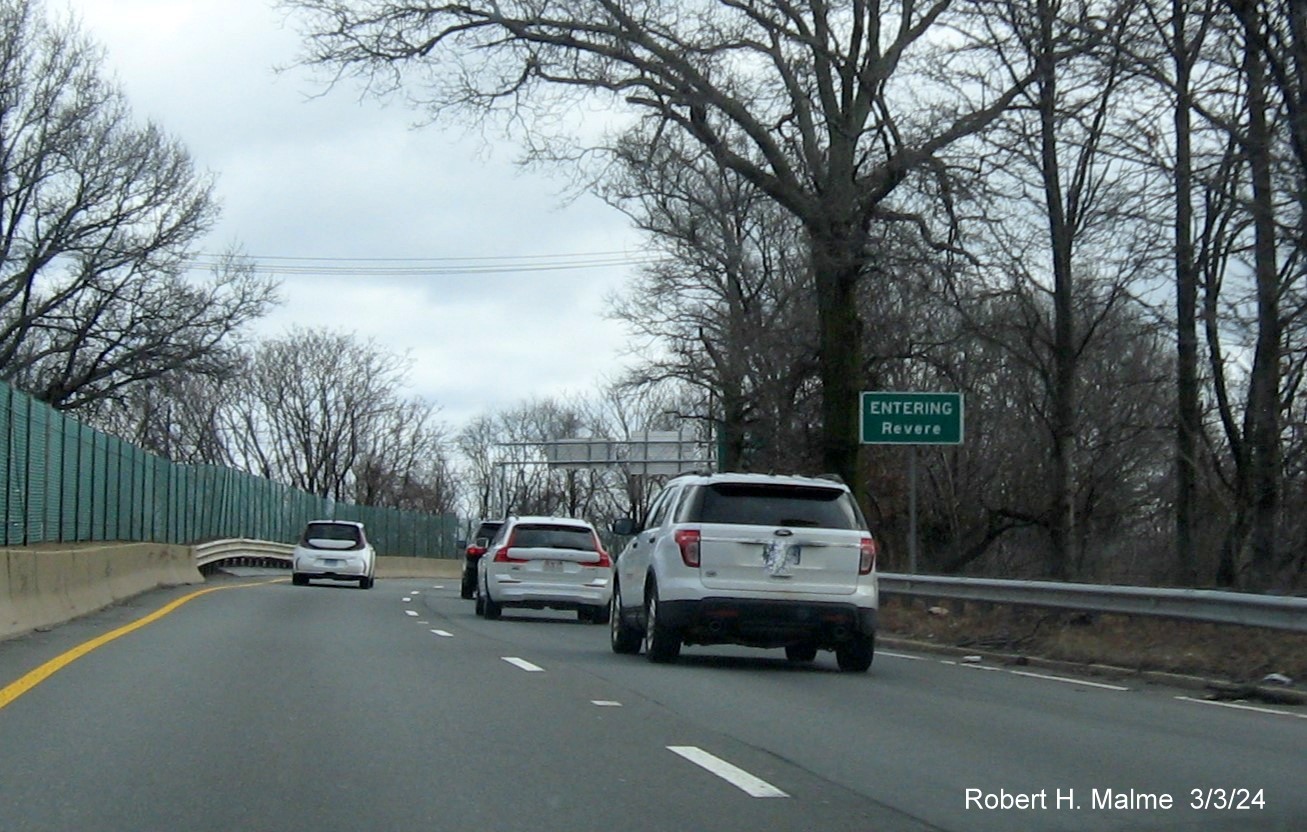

0,382,457,557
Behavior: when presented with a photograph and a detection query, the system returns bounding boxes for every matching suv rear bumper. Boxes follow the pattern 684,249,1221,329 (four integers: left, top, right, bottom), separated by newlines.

658,598,875,649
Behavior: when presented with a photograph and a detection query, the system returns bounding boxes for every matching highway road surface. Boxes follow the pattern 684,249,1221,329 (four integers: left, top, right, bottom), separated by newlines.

1,571,1303,831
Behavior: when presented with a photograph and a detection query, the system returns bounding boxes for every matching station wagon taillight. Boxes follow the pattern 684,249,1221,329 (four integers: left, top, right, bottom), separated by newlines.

674,529,701,567
592,533,613,568
493,546,526,563
859,536,877,575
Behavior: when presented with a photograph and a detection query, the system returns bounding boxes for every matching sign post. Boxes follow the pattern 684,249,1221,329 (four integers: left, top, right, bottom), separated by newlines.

860,392,964,573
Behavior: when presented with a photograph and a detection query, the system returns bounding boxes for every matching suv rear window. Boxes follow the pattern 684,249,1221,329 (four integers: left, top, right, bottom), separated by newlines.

301,522,364,549
688,484,864,529
510,524,598,550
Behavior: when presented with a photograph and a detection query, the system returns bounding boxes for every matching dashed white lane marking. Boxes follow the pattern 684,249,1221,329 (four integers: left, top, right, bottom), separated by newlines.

404,610,418,617
667,746,788,798
879,651,927,661
1176,696,1307,719
431,585,445,590
411,591,421,595
591,700,622,707
1009,670,1130,691
430,629,454,638
402,597,412,602
502,657,544,672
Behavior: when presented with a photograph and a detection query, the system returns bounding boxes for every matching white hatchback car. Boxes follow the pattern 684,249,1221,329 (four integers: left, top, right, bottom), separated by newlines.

609,472,878,671
476,516,613,623
291,520,377,589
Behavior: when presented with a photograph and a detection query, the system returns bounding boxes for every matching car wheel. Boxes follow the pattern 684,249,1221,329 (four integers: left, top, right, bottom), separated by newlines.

835,632,874,672
292,573,307,586
785,644,818,663
460,565,476,599
359,575,374,590
610,585,641,654
482,576,502,620
643,579,680,663
474,584,485,616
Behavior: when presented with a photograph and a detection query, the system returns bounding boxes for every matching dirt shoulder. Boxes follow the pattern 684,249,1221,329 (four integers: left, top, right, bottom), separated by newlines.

879,596,1307,705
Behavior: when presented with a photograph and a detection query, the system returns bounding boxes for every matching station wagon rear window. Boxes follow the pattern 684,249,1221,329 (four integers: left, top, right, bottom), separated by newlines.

689,484,864,529
510,525,599,550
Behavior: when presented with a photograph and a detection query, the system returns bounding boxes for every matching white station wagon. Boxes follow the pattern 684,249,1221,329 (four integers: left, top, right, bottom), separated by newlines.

476,515,613,623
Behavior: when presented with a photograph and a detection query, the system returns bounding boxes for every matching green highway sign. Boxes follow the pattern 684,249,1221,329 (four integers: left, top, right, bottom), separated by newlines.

860,391,964,445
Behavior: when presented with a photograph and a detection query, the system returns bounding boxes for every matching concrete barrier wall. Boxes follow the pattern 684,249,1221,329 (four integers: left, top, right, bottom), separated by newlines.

0,543,203,641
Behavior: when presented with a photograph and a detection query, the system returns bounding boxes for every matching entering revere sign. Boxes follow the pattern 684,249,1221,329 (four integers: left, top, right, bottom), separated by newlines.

860,392,963,445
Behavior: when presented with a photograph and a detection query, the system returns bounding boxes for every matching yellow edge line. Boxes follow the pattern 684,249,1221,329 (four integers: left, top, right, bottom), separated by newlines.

0,579,283,711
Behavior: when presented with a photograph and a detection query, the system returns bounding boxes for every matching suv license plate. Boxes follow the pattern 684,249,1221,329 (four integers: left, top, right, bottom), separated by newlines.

544,560,565,572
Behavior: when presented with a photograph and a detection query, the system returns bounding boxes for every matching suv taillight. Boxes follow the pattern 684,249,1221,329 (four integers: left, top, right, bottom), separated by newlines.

674,529,701,567
466,545,486,557
859,536,877,575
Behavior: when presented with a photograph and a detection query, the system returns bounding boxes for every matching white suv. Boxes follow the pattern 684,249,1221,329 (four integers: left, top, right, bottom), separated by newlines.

608,472,878,671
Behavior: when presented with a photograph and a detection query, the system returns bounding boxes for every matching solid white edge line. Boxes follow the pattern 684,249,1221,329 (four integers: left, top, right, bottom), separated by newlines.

502,657,545,672
667,746,789,798
1175,696,1307,719
1008,670,1130,691
878,651,927,661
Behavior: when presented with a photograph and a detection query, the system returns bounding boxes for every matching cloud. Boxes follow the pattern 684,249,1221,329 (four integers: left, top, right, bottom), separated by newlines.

59,0,644,428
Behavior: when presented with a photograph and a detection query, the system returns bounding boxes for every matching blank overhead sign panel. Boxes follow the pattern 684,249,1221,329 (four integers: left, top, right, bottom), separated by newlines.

544,432,710,474
860,392,964,445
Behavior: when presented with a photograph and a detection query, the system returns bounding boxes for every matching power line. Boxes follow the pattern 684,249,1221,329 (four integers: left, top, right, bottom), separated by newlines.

184,249,667,277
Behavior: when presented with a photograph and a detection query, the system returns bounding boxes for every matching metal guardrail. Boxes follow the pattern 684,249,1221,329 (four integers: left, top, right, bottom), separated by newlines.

879,573,1307,634
193,539,293,568
189,540,1305,633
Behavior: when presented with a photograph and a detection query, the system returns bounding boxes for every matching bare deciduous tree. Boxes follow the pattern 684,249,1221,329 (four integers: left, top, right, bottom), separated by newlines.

0,0,276,408
283,0,1058,502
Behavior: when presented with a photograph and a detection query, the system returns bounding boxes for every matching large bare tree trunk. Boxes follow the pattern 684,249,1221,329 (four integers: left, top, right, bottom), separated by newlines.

1037,0,1077,581
1172,0,1202,586
810,219,866,499
1235,0,1282,590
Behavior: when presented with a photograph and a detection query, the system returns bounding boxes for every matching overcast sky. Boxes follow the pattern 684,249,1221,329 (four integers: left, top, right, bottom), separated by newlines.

58,0,648,432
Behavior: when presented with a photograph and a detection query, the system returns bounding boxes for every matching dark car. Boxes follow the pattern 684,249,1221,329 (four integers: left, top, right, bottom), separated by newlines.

461,519,505,598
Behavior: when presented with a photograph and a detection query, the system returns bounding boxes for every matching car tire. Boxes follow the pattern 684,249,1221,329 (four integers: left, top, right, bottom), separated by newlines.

359,575,374,590
835,632,874,672
610,585,642,654
643,579,681,663
785,643,818,663
482,577,502,620
474,584,485,616
460,564,476,599
292,573,308,586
